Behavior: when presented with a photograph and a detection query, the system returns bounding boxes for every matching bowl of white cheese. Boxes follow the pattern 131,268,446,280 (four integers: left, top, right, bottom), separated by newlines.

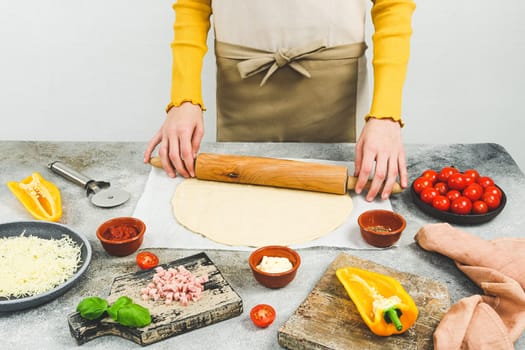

249,245,301,289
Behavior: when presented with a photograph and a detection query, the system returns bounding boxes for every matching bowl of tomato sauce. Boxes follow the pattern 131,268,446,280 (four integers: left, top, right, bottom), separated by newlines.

96,217,146,257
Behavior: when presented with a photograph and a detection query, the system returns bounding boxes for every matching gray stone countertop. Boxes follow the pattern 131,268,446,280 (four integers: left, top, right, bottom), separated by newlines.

0,141,524,349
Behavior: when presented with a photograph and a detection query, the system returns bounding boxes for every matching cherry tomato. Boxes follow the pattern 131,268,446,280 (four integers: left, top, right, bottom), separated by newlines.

462,174,475,187
446,190,461,203
447,172,467,191
420,187,439,205
472,200,489,215
250,304,276,328
136,251,159,270
477,176,495,189
432,195,450,211
434,182,448,195
438,166,459,182
450,196,472,215
413,177,432,194
462,183,484,202
482,192,501,211
421,169,438,184
463,169,480,182
484,185,502,199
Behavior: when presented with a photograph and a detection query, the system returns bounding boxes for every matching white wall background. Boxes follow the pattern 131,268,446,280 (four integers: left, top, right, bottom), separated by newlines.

1,1,524,172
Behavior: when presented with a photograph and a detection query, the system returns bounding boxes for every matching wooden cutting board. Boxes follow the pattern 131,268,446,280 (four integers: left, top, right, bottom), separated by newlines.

278,253,450,349
68,252,243,345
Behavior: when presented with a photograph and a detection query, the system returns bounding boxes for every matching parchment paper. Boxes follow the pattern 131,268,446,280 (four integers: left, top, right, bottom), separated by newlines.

133,161,393,251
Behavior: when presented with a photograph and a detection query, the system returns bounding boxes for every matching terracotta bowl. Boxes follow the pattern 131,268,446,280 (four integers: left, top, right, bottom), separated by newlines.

357,209,406,248
249,245,301,289
96,217,146,257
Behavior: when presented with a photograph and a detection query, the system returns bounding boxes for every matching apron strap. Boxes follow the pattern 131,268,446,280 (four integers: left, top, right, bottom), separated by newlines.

216,40,367,86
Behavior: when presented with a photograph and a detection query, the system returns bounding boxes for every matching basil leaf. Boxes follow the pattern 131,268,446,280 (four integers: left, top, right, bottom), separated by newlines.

76,297,108,320
116,304,152,328
107,296,133,321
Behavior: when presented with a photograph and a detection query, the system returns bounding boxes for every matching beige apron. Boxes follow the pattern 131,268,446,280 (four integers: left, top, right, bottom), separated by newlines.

211,0,369,142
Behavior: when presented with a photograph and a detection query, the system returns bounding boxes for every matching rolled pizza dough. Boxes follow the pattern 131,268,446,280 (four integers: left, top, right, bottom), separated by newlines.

172,179,353,247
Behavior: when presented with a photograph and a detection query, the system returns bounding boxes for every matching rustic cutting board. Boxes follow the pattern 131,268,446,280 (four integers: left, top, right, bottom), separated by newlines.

68,252,242,345
278,253,450,349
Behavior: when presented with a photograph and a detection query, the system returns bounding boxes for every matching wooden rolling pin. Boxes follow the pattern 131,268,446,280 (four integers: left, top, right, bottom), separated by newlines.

149,153,403,195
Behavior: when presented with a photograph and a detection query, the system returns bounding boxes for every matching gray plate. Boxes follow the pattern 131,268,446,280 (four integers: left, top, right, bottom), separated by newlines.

0,221,92,312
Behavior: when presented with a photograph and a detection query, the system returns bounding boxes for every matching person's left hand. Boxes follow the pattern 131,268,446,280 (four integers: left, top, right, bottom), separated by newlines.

354,117,408,201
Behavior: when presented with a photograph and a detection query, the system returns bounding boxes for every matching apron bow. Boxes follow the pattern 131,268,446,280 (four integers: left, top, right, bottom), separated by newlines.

237,39,327,86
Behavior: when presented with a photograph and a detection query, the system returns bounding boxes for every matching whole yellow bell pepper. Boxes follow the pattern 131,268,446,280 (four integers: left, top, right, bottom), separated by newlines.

7,172,63,222
336,267,418,336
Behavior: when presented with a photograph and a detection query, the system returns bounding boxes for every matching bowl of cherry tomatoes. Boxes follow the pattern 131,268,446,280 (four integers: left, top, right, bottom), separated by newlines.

410,166,506,225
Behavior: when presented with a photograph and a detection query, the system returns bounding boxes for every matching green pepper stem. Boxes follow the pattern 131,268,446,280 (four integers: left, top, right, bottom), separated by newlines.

384,307,403,331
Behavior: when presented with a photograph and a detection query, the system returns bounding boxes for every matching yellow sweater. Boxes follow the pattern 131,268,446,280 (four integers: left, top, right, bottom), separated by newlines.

169,0,415,124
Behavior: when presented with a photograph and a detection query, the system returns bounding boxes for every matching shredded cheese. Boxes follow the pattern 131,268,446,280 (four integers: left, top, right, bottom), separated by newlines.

0,232,82,299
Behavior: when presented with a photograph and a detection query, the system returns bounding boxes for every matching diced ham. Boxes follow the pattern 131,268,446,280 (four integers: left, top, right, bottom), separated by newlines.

140,265,208,306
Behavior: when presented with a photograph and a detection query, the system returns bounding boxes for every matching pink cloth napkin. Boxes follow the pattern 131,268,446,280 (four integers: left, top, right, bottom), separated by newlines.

415,223,525,350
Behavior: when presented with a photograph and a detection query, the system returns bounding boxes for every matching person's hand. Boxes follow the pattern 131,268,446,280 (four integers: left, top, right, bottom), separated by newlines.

354,117,408,201
143,102,204,178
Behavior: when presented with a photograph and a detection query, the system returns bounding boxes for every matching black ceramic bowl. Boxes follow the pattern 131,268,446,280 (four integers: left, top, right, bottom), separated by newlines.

410,183,506,225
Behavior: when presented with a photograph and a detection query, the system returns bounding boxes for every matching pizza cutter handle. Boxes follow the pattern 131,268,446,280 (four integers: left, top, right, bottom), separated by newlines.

48,161,92,188
47,161,107,195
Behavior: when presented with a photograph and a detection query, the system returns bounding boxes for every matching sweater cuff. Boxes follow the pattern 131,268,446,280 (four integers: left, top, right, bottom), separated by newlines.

365,114,405,127
166,100,206,114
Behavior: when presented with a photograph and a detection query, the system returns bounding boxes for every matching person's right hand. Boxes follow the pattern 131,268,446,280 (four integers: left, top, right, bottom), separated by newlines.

143,102,204,178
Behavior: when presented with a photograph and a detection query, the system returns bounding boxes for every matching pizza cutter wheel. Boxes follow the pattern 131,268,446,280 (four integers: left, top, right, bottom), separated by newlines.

48,161,130,208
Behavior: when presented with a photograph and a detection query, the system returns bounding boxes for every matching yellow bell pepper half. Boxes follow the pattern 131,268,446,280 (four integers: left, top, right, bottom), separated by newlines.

336,267,418,336
7,172,63,222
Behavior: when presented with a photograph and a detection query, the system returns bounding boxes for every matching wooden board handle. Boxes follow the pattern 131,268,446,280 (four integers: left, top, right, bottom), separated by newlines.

195,153,348,195
68,312,141,345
